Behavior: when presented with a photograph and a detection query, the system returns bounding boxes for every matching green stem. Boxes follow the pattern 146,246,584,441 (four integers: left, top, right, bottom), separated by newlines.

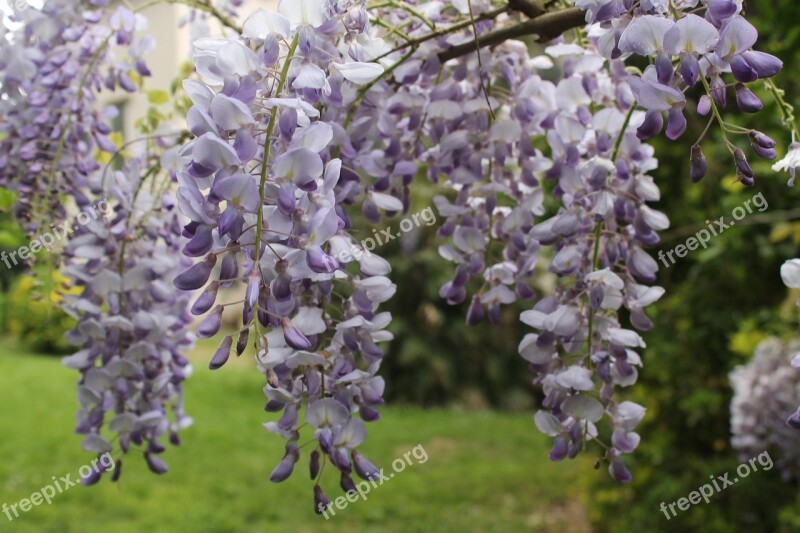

343,48,417,129
134,0,242,32
468,0,495,121
371,17,412,42
254,34,300,306
38,34,113,226
586,102,635,358
371,5,509,63
765,78,800,140
699,75,734,150
585,223,603,358
385,0,436,29
611,104,636,162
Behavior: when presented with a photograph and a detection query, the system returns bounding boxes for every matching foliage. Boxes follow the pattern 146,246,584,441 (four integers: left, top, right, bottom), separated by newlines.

0,271,75,355
0,188,27,290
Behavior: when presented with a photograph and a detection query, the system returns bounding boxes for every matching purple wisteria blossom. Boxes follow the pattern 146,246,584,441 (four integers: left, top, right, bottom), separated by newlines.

600,1,782,183
731,338,800,480
326,4,666,481
0,0,153,231
61,140,194,483
175,0,393,510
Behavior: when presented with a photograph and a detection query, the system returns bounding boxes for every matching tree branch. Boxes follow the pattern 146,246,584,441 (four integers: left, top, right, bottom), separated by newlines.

436,7,585,63
372,5,510,63
507,0,546,18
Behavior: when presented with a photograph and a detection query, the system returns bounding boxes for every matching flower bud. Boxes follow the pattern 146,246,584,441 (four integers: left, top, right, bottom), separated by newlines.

174,255,215,291
197,305,223,339
191,281,219,315
352,450,380,481
735,83,763,113
690,145,707,183
333,447,352,474
737,169,755,187
466,295,485,325
358,402,381,422
711,77,727,108
730,55,758,83
707,0,737,19
608,459,632,483
80,465,103,486
262,35,280,67
734,148,754,178
340,472,357,494
314,485,330,515
282,317,313,350
183,224,213,257
665,108,687,140
277,185,296,216
209,336,232,370
679,53,699,86
742,50,783,79
590,285,605,310
751,143,777,160
219,253,238,283
269,448,299,483
309,450,320,480
697,95,711,116
145,452,168,475
236,328,249,356
749,130,777,149
111,459,123,482
655,52,673,84
630,307,654,331
549,436,568,462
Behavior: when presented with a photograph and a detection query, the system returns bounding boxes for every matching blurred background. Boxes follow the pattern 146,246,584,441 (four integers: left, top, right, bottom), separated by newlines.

2,0,800,531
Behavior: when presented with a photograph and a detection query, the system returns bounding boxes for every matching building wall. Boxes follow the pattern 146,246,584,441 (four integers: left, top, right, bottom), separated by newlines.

116,0,278,139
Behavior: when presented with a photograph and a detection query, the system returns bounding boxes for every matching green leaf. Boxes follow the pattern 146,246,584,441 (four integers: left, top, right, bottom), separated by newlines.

148,90,169,105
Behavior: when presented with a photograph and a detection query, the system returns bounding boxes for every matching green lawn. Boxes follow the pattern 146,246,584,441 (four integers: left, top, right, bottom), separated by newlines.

0,340,592,532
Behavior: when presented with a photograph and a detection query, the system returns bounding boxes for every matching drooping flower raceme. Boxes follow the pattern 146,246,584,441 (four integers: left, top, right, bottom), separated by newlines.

61,141,195,483
323,3,663,482
175,0,396,510
731,338,800,481
0,0,153,231
606,3,783,184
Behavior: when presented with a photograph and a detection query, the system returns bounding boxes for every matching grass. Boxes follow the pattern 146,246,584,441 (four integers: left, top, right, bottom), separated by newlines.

0,340,592,532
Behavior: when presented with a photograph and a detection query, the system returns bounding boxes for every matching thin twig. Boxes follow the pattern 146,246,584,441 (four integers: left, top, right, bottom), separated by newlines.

437,7,585,62
468,0,496,120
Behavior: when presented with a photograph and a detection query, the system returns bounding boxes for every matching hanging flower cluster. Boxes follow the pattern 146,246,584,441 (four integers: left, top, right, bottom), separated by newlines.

595,0,783,183
0,0,153,230
175,0,396,510
60,140,195,484
730,338,800,481
317,2,664,481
